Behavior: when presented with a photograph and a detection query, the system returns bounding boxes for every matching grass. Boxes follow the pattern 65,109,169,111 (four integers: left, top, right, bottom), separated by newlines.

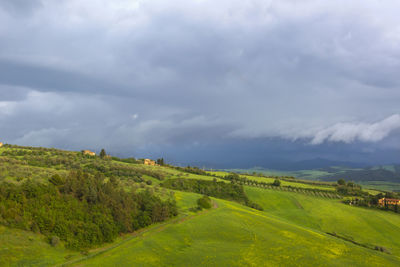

0,225,79,266
245,186,400,256
72,197,400,267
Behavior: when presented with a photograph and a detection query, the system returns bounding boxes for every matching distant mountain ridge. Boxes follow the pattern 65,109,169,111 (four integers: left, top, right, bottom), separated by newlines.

185,157,368,171
276,158,368,171
318,165,400,182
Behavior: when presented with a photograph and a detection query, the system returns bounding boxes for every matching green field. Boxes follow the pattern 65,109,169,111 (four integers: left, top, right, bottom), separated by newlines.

69,196,400,267
245,187,400,255
3,188,399,266
0,226,79,266
1,145,400,266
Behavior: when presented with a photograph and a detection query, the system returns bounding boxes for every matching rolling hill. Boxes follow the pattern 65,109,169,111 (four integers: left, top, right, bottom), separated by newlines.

1,144,400,266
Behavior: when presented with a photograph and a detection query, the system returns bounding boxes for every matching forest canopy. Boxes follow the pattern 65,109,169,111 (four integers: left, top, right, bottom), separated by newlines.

0,170,177,250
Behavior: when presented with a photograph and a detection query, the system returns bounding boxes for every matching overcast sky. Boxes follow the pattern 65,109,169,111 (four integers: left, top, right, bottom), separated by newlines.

1,0,400,168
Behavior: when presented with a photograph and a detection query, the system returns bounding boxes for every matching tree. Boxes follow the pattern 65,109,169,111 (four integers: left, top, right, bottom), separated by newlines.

347,181,355,188
100,149,106,159
337,179,346,185
156,158,165,166
272,179,281,186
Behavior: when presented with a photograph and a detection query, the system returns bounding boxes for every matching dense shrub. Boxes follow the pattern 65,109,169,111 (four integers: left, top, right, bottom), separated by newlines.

197,195,212,209
50,236,60,247
273,179,281,186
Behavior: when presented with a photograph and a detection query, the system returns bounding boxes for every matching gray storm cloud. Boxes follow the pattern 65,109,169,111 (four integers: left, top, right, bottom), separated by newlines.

0,0,400,163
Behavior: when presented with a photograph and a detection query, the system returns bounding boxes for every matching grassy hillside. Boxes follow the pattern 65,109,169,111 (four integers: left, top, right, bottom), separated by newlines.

245,187,400,256
1,144,400,266
0,225,80,266
74,198,399,267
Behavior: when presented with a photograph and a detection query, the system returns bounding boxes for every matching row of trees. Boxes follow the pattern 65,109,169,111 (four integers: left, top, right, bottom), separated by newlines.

173,166,208,176
336,179,366,196
221,173,341,199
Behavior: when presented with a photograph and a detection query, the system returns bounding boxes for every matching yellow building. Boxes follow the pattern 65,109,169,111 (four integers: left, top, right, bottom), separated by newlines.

144,159,156,166
0,142,3,147
82,150,96,156
378,198,400,206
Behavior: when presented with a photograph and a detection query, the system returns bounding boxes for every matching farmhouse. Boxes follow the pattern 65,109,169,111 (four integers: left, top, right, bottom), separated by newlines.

0,142,3,147
82,150,96,156
378,198,400,206
144,159,156,166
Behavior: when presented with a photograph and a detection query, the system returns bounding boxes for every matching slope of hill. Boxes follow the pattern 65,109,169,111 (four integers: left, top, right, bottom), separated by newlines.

1,144,400,266
77,198,400,267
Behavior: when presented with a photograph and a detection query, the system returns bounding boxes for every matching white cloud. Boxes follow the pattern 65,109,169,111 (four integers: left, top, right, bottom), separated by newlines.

311,114,400,144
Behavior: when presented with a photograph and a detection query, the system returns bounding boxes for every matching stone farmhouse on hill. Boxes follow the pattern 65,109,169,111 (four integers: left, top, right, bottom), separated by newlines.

378,198,400,206
144,159,156,166
82,150,96,156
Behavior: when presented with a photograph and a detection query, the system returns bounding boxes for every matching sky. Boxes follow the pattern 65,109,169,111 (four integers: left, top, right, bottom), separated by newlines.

1,0,400,169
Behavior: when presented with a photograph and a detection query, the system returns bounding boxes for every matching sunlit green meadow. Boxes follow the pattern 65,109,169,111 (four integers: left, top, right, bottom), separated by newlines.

73,196,400,266
245,186,400,256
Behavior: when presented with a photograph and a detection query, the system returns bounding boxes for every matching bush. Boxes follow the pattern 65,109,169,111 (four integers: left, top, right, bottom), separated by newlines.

50,236,60,247
197,195,212,209
272,179,281,186
246,201,264,211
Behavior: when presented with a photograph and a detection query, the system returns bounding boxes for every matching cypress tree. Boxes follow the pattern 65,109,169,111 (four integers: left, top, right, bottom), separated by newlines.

100,149,106,159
